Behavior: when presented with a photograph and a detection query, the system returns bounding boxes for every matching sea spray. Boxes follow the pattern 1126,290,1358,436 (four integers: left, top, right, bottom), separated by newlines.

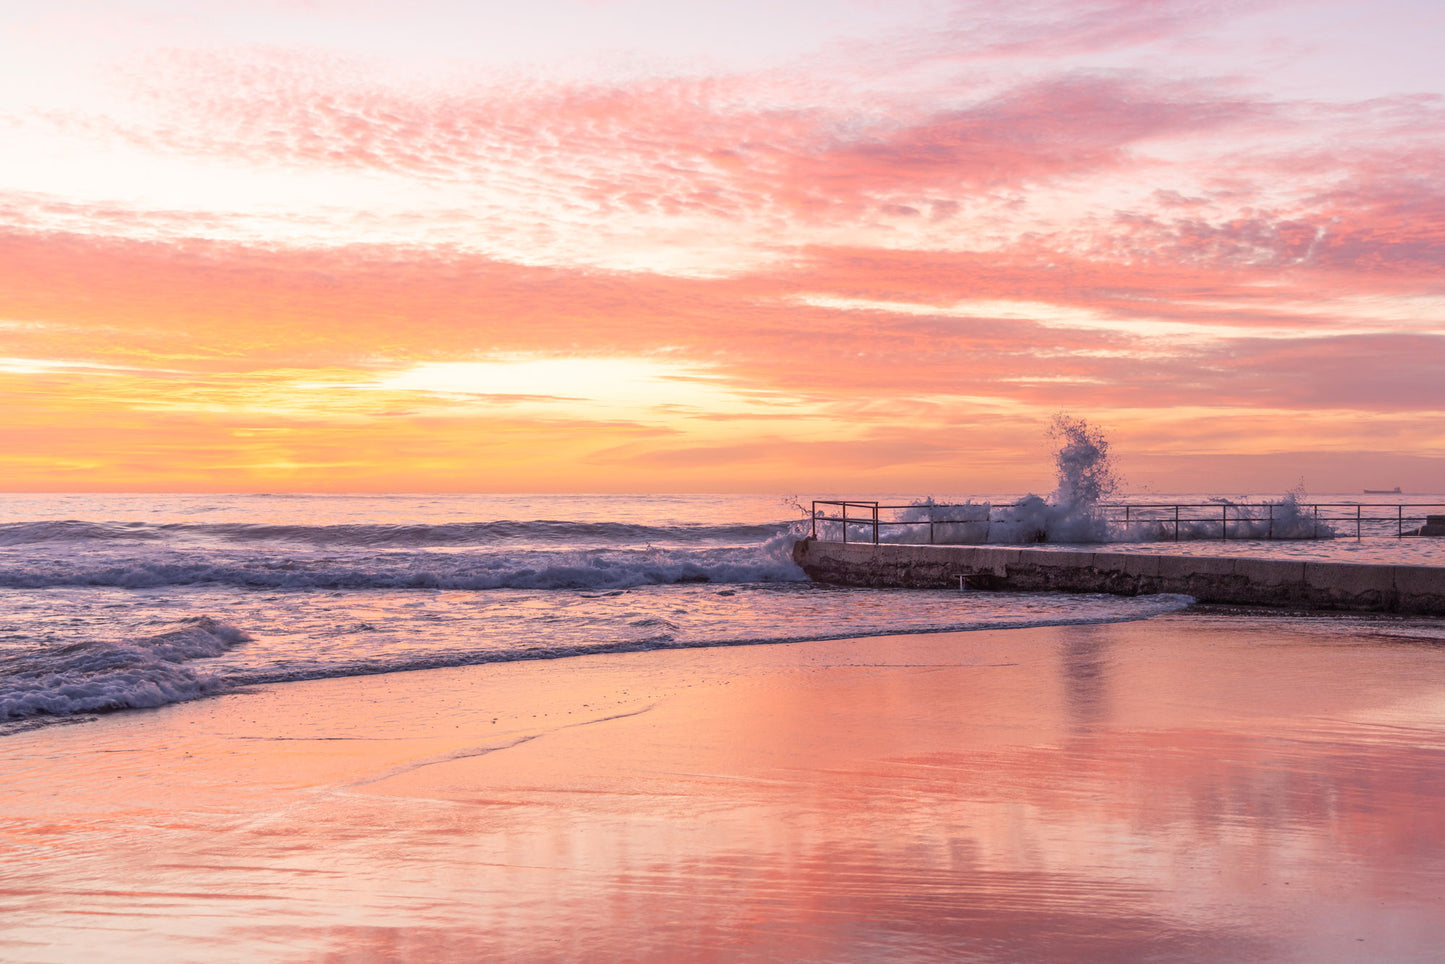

999,414,1121,542
888,416,1333,544
1129,489,1335,541
1048,414,1120,516
895,498,993,544
894,414,1120,544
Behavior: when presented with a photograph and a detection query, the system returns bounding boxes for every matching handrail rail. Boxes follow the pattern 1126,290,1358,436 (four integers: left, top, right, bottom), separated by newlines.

810,499,1445,544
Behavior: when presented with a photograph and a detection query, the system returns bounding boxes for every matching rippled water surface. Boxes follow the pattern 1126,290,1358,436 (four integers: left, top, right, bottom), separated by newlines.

2,613,1443,961
1,493,1201,726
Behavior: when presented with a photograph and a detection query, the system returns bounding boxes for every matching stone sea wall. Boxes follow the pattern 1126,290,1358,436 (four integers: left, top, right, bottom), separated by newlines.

792,539,1445,615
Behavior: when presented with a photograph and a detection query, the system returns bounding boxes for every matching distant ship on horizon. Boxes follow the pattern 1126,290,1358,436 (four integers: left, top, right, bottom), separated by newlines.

1363,486,1403,494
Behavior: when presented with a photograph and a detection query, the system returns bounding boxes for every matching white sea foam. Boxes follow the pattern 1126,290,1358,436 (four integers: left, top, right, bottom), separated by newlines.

0,531,808,591
0,617,250,720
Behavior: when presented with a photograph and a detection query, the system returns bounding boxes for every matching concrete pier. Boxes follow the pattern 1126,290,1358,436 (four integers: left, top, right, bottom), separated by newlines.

1413,515,1445,536
793,539,1445,615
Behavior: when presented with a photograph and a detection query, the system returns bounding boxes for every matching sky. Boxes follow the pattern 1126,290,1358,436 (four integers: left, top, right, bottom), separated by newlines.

2,0,1443,494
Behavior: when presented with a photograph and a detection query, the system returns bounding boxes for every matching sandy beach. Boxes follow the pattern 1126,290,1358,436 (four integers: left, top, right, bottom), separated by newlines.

3,611,1445,962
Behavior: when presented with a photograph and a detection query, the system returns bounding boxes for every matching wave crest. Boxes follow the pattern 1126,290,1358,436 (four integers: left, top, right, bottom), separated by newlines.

0,617,250,720
0,535,809,591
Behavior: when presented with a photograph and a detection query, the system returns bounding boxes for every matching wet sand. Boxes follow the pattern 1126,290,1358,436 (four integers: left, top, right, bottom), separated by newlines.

3,612,1445,961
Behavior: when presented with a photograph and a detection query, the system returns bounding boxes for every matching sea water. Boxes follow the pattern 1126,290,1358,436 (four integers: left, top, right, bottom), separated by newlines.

2,492,1441,729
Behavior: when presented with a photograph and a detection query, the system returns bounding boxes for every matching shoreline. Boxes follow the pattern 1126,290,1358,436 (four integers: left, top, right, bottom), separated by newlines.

4,611,1445,961
0,589,1195,737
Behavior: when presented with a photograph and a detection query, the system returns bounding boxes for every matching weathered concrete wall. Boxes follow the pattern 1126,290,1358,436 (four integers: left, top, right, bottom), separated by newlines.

792,539,1445,615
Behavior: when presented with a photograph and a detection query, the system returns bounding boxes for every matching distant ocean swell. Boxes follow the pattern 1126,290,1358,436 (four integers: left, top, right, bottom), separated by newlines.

0,519,789,549
0,537,808,591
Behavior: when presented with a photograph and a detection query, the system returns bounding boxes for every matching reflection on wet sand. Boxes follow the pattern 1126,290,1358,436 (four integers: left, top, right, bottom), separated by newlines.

2,613,1444,961
1060,623,1112,731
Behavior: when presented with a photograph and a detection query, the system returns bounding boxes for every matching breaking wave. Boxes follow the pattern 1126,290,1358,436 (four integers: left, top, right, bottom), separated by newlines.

0,617,249,721
0,532,808,591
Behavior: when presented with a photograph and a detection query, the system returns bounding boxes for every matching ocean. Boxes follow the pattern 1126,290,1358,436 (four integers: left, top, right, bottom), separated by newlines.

3,491,1443,731
6,491,1445,961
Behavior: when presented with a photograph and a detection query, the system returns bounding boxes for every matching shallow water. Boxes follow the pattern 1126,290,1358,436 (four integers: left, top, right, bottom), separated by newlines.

1,613,1443,961
0,493,1199,727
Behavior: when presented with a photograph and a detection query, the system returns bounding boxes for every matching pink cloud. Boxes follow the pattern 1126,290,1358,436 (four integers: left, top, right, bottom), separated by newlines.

70,49,1280,229
1084,183,1445,292
934,0,1279,58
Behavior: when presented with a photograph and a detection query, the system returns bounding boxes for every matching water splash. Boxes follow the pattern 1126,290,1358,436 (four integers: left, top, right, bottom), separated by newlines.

882,416,1333,544
1132,488,1334,541
1048,414,1120,511
965,415,1118,543
1013,415,1120,541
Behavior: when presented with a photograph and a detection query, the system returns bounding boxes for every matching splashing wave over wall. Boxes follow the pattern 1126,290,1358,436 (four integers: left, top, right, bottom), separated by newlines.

869,416,1338,545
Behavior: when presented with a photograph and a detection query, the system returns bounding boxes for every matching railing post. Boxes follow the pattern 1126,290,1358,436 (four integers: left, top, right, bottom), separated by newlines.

1222,504,1228,540
842,502,848,544
1175,505,1180,542
873,504,879,545
811,501,817,540
1268,503,1274,540
1399,505,1403,539
1357,504,1362,541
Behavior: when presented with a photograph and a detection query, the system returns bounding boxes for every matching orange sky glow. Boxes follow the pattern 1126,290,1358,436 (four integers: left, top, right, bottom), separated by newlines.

3,0,1443,493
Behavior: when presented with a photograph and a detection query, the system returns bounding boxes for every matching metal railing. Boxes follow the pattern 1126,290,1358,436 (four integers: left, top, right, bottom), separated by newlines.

810,500,1445,545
